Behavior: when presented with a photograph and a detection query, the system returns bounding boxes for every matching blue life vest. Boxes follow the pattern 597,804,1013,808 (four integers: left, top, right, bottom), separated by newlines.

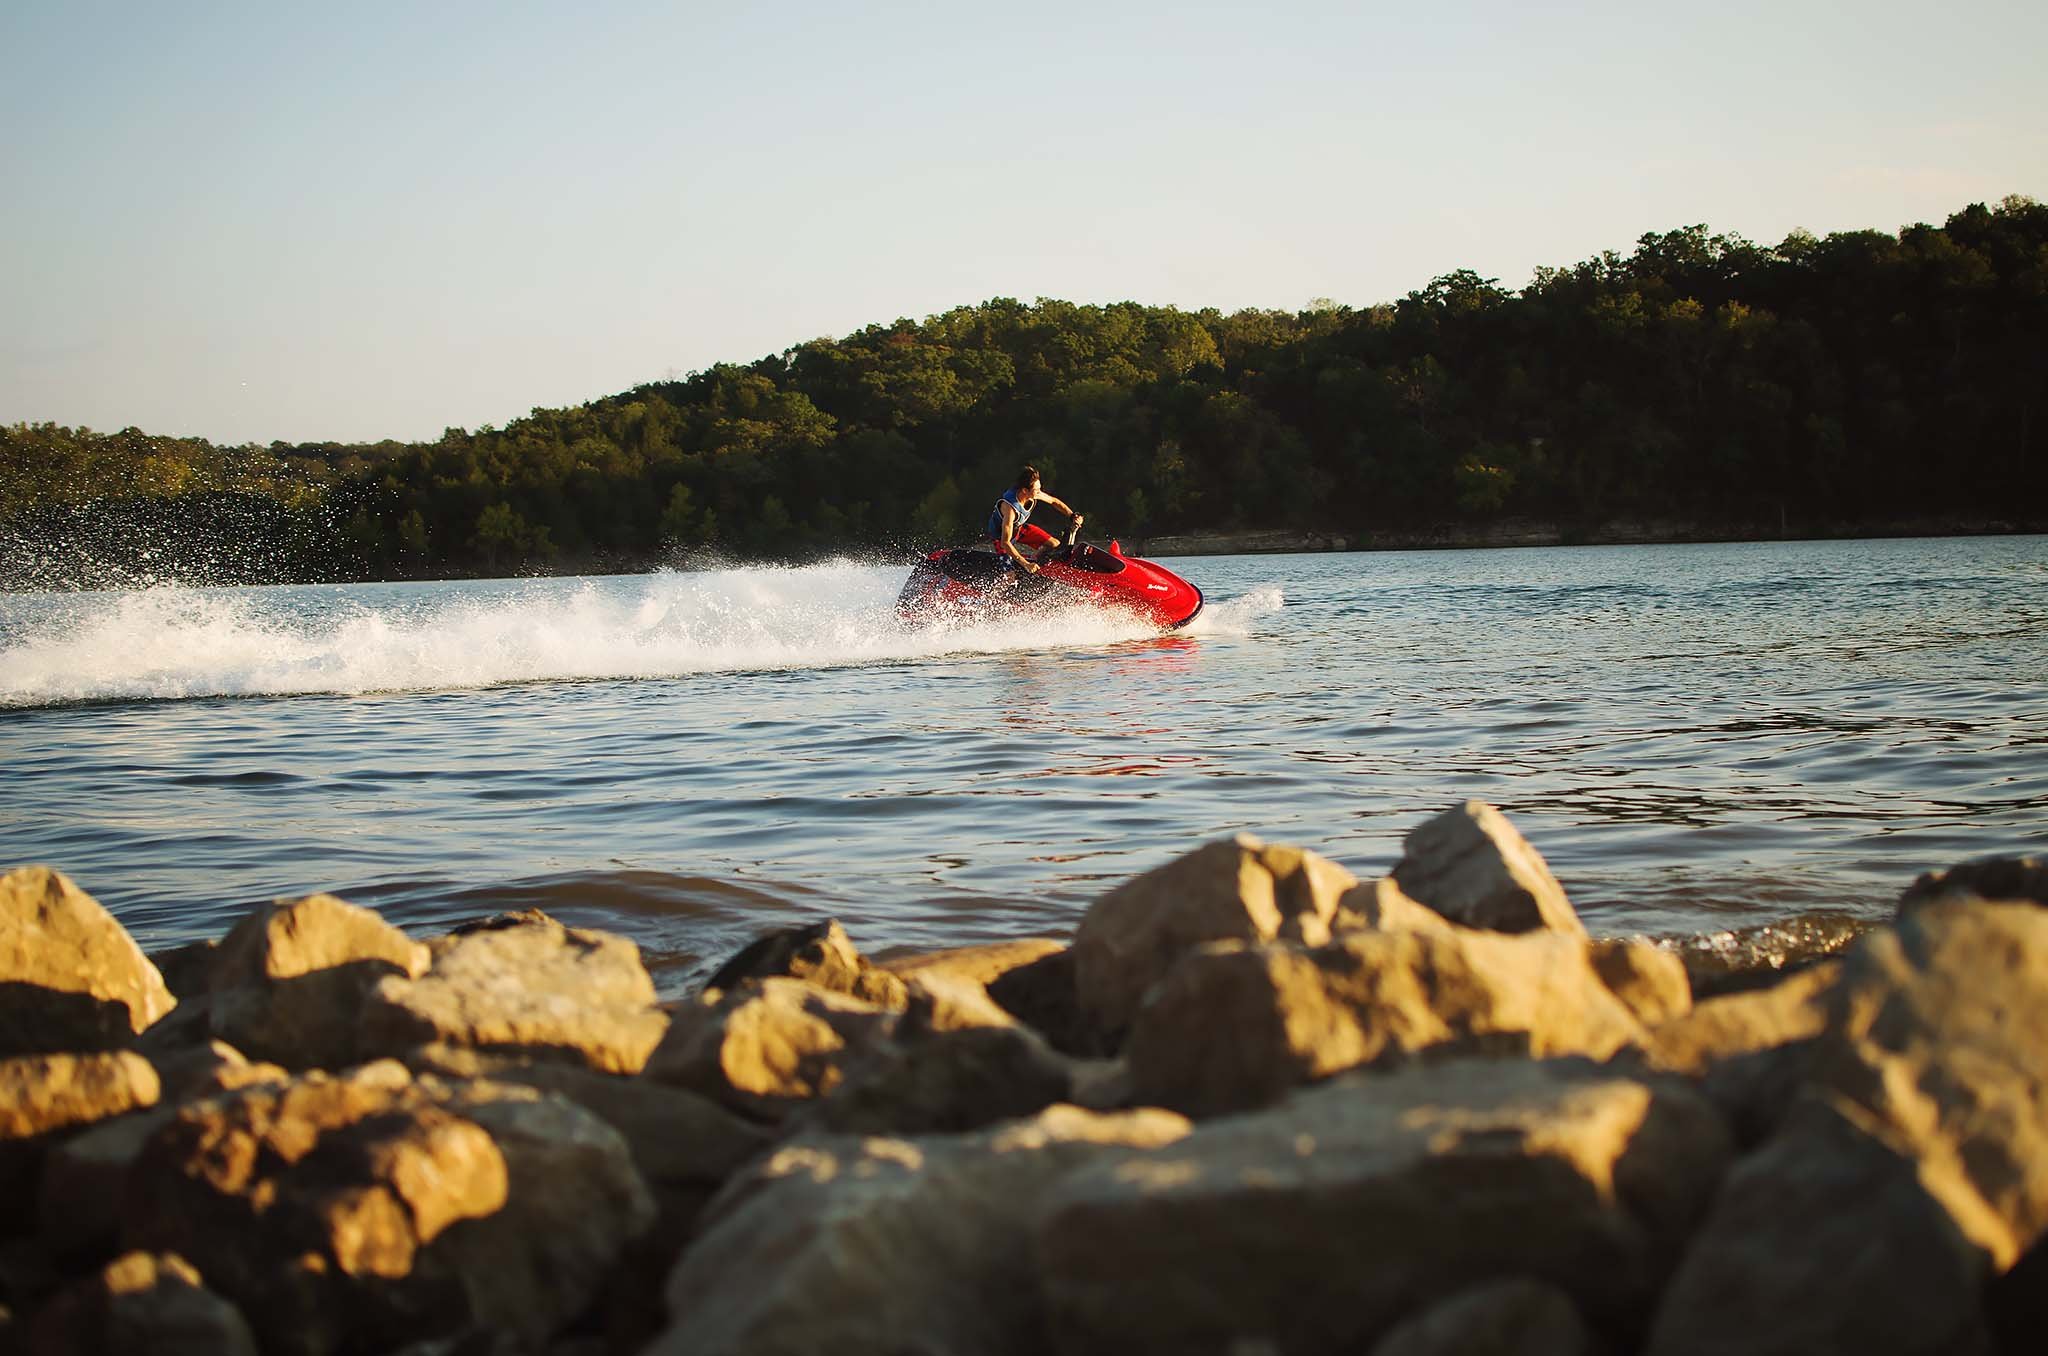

986,488,1033,542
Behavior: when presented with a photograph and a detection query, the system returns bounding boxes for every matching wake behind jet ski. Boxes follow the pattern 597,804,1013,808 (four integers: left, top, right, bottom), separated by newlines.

895,522,1204,630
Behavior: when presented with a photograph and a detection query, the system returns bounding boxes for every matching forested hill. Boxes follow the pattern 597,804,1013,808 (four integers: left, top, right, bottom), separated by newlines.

5,196,2045,587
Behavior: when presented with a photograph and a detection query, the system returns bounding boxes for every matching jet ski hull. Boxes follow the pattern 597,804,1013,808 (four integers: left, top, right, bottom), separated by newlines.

896,536,1204,630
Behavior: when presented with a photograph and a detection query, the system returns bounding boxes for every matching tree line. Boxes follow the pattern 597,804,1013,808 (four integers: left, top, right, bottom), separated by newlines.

4,195,2043,588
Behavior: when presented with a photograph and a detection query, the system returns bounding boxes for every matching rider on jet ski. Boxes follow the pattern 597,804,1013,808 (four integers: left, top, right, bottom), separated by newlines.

988,465,1082,575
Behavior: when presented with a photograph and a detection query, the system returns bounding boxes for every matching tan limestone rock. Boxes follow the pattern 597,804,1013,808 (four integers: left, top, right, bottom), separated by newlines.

1809,900,2048,1271
430,1080,658,1349
1391,801,1586,937
358,913,667,1074
1636,961,1839,1147
985,947,1092,1055
145,1039,288,1105
802,1022,1078,1137
901,970,1019,1032
641,977,898,1121
701,918,909,1008
0,1051,161,1142
1644,1097,1992,1356
40,1046,285,1255
403,1043,768,1203
1587,939,1692,1027
206,894,429,1070
648,1105,1191,1356
1898,855,2048,914
879,937,1066,987
1333,876,1460,935
1039,1058,1730,1355
23,1250,258,1356
210,892,427,987
0,1051,161,1233
1127,928,1646,1117
0,867,175,1054
1639,962,1838,1077
122,1061,650,1356
1070,834,1359,1045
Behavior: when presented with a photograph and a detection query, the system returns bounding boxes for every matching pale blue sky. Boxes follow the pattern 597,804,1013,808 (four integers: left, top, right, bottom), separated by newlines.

4,0,2042,445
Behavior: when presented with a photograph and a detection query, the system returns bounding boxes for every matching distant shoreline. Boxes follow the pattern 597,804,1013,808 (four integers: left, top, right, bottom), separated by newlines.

1123,516,2048,558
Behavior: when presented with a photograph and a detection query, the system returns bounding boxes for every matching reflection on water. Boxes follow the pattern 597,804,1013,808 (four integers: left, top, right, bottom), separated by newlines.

2,537,2044,991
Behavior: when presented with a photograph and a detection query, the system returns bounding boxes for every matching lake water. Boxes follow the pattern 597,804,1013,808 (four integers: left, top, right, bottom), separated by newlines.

3,537,2043,993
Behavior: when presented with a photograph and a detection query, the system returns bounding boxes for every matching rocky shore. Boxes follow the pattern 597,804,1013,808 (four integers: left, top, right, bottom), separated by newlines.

3,803,2045,1355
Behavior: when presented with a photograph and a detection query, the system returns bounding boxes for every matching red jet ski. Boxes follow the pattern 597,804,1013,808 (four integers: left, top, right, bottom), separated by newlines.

896,523,1203,629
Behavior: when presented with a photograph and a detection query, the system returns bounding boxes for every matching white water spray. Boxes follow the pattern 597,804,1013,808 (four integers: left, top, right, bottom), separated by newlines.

0,563,1280,707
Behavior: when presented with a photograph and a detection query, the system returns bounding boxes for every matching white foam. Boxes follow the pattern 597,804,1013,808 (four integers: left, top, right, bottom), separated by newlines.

0,562,1244,706
1186,584,1284,634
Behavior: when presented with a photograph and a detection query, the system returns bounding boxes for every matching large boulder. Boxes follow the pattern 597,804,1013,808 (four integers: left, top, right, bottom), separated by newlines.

1898,855,2048,914
801,1021,1078,1137
1586,939,1692,1026
145,1038,288,1105
23,1250,257,1356
1808,899,2048,1271
1390,802,1586,937
1070,835,1358,1046
428,1078,661,1349
880,937,1066,987
1126,928,1646,1116
1644,1097,1992,1356
0,1052,160,1232
0,867,175,1054
1333,876,1460,935
122,1060,652,1355
40,1048,286,1256
206,894,429,1070
649,1105,1191,1356
358,912,668,1074
902,969,1021,1032
1635,961,1839,1147
643,977,900,1121
403,1043,768,1214
210,893,427,988
0,1051,162,1143
1038,1058,1731,1355
986,947,1092,1055
701,919,909,1008
403,1042,761,1354
1650,899,2048,1354
121,1061,503,1353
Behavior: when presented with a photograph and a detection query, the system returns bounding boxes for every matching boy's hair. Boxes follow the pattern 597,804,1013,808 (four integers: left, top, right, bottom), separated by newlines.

1012,465,1040,492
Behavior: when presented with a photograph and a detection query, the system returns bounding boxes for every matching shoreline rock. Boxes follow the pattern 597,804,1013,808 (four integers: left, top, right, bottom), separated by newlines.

3,815,2045,1354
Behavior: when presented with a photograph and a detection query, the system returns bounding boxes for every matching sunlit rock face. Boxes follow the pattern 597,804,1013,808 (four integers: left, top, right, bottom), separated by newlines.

649,1105,1191,1356
1125,926,1647,1117
0,1050,161,1233
701,917,911,1009
1038,1059,1730,1355
1070,834,1358,1046
206,892,429,1071
1391,800,1587,938
121,1061,652,1356
357,911,669,1073
642,976,901,1121
0,867,176,1056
